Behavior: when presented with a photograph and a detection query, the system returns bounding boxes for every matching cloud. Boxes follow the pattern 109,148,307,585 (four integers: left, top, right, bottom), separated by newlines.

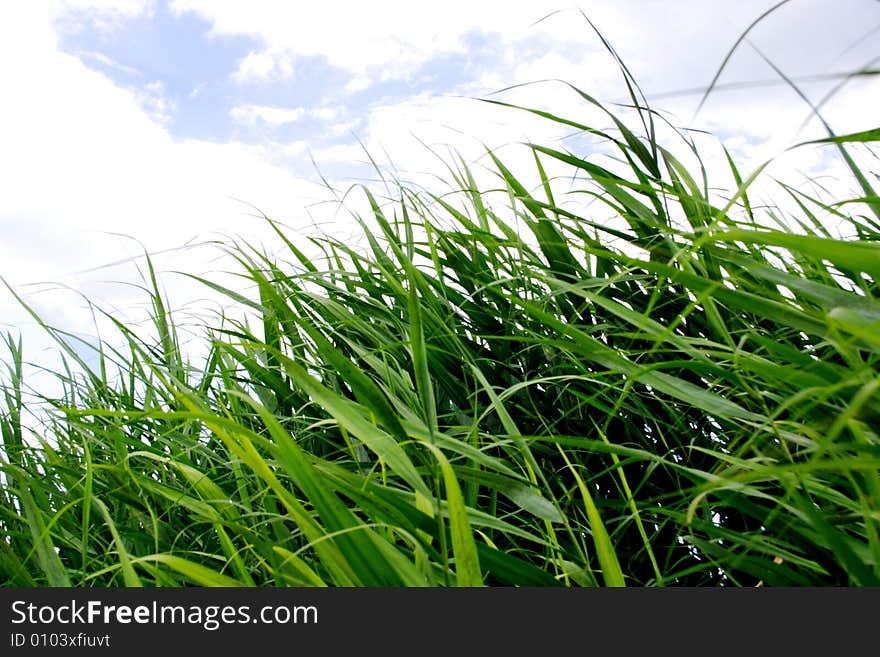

56,0,152,14
229,104,350,128
170,0,880,108
230,103,306,125
327,119,361,138
71,49,141,76
136,79,176,124
231,47,295,84
310,106,343,122
0,3,338,372
343,75,371,94
169,0,634,89
310,142,370,166
50,0,155,33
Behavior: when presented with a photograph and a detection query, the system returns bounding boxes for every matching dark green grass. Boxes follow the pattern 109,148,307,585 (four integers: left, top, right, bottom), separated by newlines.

2,36,880,587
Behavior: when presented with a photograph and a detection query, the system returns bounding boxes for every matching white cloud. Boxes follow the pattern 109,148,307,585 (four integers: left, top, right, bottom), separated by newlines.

279,140,310,158
169,0,632,87
0,3,338,379
72,49,141,75
56,0,152,14
49,0,155,34
229,105,360,131
136,79,175,124
310,106,343,122
344,75,371,94
170,0,880,110
327,119,361,138
230,103,306,125
231,47,295,84
310,142,370,166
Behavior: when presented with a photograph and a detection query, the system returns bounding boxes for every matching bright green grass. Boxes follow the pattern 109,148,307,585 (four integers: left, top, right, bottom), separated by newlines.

2,35,880,587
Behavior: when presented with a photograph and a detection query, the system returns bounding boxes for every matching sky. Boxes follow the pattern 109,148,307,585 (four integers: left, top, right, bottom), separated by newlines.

1,0,879,388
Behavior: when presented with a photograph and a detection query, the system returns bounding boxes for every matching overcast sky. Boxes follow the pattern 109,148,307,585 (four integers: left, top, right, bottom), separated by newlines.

1,0,878,379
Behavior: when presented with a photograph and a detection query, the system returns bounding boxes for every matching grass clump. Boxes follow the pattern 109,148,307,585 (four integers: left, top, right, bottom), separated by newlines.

2,48,880,588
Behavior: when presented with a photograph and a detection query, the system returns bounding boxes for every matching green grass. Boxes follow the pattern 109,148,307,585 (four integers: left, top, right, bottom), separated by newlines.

2,34,880,587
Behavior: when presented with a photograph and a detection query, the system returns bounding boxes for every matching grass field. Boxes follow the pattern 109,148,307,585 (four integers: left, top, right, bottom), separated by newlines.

2,21,880,587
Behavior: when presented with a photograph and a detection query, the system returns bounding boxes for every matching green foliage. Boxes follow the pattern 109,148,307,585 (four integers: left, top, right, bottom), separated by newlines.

2,57,880,588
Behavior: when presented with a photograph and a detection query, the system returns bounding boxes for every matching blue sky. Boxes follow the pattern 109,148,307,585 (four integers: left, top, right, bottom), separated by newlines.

1,0,879,377
53,2,513,146
59,5,520,140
